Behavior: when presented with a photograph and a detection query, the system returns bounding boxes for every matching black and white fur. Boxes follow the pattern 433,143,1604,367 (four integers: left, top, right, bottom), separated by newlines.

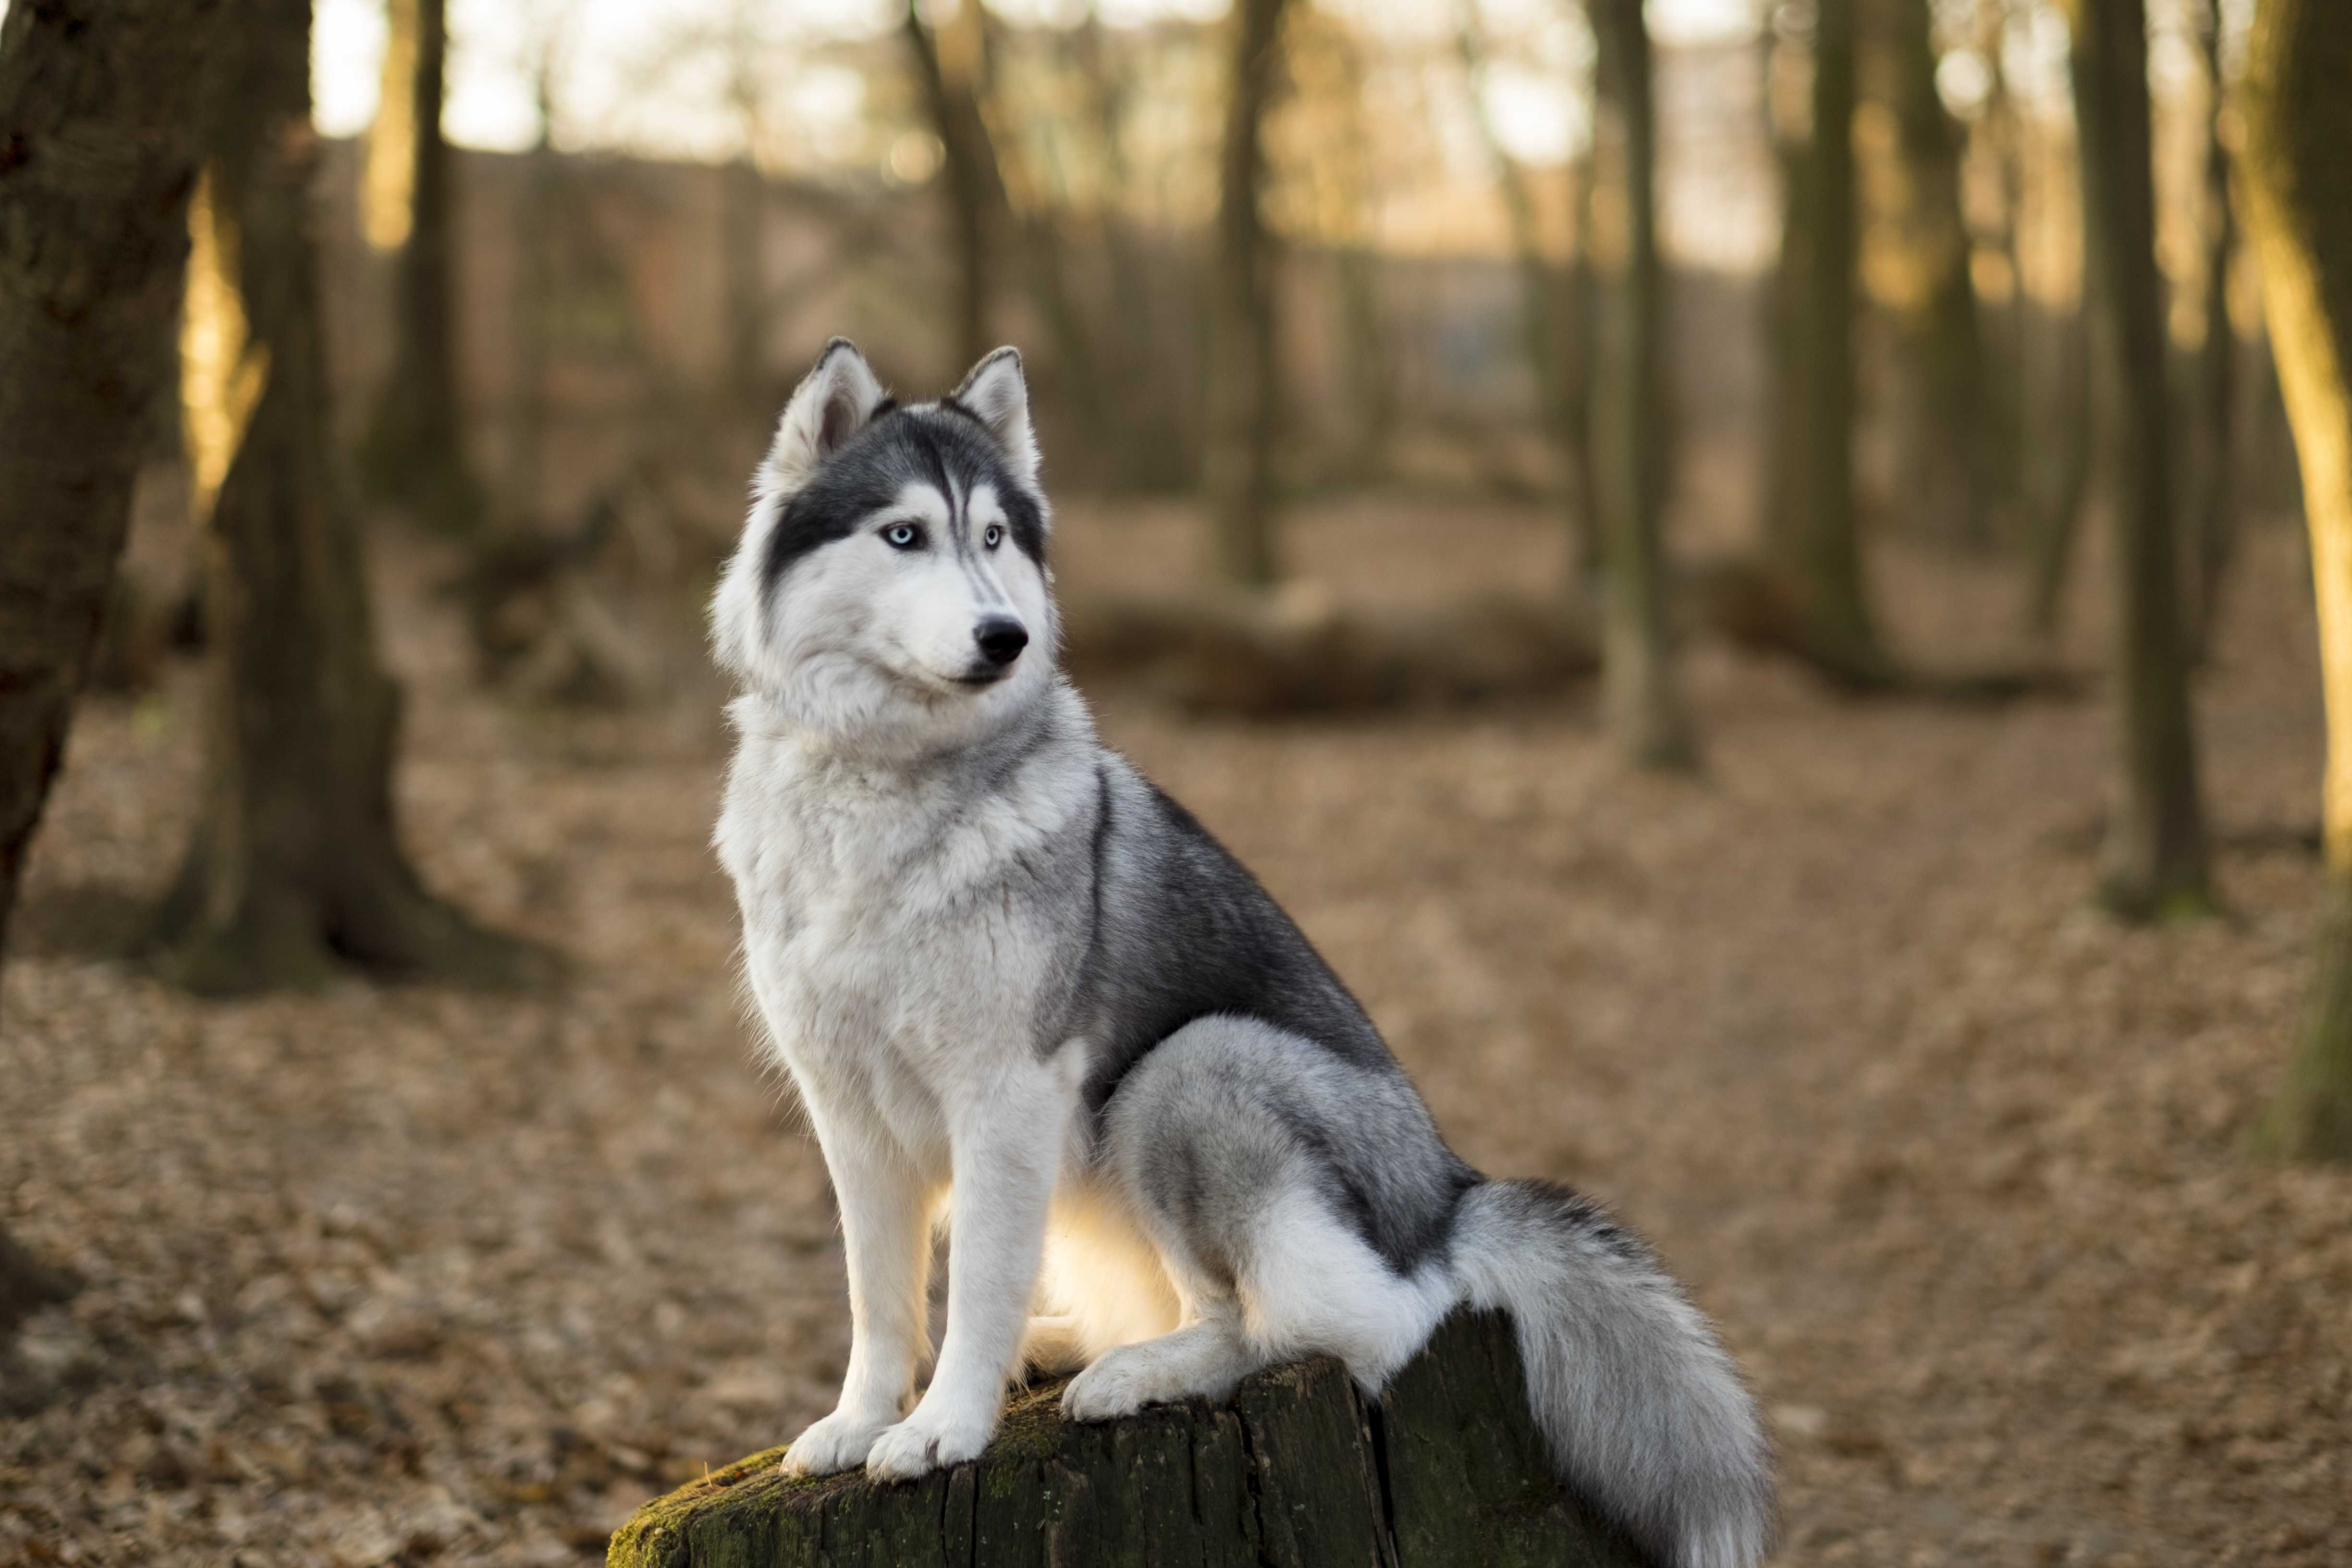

712,340,1774,1568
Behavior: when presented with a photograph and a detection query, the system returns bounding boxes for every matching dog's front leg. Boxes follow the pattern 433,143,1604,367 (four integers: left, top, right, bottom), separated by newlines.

781,1111,934,1478
864,1058,1067,1480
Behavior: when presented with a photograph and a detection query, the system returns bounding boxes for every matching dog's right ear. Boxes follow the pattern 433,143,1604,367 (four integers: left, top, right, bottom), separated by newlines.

760,339,889,499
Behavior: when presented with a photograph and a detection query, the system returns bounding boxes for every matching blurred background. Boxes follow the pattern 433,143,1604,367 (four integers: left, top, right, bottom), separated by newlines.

2,0,2348,1564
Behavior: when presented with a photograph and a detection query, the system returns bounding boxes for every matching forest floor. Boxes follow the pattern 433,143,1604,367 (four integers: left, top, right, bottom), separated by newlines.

2,494,2347,1568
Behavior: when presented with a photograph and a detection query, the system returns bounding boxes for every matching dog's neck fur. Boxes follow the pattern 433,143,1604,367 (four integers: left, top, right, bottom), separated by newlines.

726,675,1089,809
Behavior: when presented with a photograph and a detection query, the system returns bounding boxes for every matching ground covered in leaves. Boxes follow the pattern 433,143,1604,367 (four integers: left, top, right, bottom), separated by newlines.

2,499,2346,1566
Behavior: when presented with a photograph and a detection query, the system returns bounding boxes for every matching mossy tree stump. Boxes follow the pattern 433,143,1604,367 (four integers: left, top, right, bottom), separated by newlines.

609,1311,1652,1568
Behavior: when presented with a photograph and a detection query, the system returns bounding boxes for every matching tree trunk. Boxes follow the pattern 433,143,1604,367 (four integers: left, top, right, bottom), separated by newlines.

609,1311,1651,1568
1589,0,1695,768
1760,13,1813,570
1800,0,1888,681
0,0,225,965
1204,0,1290,589
904,1,1108,473
2025,285,2097,637
0,0,229,1347
1458,7,1594,595
1071,7,1190,491
148,0,527,994
0,0,222,959
2068,0,2212,917
506,59,558,519
1889,0,2005,548
2186,0,2237,662
905,0,997,374
2236,0,2352,1157
359,0,485,537
720,154,766,410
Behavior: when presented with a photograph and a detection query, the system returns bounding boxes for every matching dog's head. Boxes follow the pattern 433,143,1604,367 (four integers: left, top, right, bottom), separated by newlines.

711,339,1056,749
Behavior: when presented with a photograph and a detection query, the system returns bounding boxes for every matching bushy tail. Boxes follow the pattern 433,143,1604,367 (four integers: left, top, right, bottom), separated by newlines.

1450,1179,1774,1568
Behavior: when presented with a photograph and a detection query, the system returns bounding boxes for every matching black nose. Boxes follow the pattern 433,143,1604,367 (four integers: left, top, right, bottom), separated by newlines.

974,617,1029,667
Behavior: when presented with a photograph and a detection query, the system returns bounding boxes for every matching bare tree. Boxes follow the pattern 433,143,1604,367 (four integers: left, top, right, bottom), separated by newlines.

2236,0,2352,1157
2068,0,2211,916
2186,0,2237,658
1204,0,1292,588
0,0,221,959
904,1,1108,471
360,0,487,536
149,0,527,992
1589,0,1694,767
904,0,1000,372
1801,0,1889,682
1760,4,1813,569
1457,3,1596,592
1888,0,2005,547
0,0,228,1335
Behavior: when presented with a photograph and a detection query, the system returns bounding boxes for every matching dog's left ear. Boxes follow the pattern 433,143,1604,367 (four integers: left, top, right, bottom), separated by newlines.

950,346,1039,488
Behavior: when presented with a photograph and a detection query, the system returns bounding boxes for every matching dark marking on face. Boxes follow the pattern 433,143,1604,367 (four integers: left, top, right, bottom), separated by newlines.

759,403,1048,612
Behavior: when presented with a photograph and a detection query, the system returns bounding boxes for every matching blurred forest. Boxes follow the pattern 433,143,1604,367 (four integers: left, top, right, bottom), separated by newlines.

2,0,2350,1564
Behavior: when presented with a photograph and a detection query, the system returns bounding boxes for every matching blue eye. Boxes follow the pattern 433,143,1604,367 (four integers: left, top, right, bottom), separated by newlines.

882,523,921,550
983,524,1004,550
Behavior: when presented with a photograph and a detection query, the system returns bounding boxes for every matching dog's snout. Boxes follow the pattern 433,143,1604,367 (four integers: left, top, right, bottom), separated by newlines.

974,617,1029,668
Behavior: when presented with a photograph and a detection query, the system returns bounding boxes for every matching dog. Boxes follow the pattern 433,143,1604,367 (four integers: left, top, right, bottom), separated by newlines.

710,339,1774,1568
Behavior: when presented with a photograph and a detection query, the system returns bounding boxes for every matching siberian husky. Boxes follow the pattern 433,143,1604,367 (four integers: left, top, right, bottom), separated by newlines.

710,340,1773,1568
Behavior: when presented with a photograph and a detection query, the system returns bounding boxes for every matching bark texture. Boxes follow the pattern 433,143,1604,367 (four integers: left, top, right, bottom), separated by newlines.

1204,0,1291,588
359,0,486,536
0,0,223,965
607,1311,1651,1568
2236,0,2352,1157
150,0,525,994
2068,0,2212,917
1590,0,1694,767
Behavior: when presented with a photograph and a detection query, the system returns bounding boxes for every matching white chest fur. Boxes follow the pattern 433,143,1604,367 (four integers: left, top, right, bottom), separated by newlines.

714,695,1095,1167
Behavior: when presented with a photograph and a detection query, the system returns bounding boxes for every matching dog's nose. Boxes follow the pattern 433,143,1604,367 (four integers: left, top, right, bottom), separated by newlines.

974,617,1029,668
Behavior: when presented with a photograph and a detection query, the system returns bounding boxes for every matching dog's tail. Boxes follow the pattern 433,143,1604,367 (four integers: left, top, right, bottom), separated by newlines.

1448,1178,1773,1568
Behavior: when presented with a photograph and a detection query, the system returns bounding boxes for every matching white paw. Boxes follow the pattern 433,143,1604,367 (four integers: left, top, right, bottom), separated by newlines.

779,1409,892,1477
863,1403,994,1481
1061,1345,1172,1422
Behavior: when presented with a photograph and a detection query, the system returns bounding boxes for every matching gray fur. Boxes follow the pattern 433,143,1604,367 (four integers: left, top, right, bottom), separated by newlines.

711,341,1775,1567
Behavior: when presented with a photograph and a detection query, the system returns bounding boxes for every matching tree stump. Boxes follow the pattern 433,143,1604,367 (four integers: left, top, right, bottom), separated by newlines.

609,1310,1652,1568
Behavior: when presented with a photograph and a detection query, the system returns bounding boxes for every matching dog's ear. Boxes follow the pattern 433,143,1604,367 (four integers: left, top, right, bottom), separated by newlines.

949,346,1039,487
760,339,889,498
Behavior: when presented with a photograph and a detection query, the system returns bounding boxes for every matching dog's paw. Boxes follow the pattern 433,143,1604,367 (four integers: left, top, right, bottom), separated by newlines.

1060,1345,1168,1422
863,1404,993,1482
779,1409,892,1478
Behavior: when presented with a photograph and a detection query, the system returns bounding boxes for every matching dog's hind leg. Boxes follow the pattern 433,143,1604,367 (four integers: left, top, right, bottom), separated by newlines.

1061,1294,1260,1420
1061,1017,1457,1423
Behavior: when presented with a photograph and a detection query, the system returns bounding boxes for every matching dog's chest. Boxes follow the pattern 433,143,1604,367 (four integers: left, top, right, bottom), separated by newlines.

718,741,1080,1110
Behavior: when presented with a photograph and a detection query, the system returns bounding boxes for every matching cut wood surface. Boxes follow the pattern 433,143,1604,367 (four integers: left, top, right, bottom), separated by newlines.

607,1310,1652,1568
